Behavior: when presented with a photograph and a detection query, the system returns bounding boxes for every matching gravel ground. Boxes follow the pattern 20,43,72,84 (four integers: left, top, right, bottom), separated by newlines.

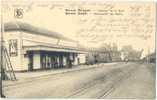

105,63,155,99
3,62,155,99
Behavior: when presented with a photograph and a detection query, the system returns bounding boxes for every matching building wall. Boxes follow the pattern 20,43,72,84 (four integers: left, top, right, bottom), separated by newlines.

23,55,29,71
22,32,77,48
4,31,26,71
77,54,86,64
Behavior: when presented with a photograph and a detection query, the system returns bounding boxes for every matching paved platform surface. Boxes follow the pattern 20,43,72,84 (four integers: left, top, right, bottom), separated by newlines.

15,63,117,79
3,63,117,87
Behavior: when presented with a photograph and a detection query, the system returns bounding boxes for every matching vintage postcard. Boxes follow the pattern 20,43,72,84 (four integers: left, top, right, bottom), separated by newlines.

0,0,156,99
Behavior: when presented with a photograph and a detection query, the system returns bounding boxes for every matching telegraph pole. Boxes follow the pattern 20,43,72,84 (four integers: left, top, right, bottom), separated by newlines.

1,0,5,97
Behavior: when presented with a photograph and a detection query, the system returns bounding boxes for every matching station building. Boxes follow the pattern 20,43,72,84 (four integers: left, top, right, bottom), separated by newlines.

3,22,87,71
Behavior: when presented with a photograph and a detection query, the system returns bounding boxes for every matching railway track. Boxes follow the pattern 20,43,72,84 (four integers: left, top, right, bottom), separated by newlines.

67,64,138,98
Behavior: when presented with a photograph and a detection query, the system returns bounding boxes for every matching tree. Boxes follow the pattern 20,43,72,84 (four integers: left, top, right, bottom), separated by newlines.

121,45,143,61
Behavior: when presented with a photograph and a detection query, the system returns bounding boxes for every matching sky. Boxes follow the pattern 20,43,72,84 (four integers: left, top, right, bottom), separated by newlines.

2,1,156,57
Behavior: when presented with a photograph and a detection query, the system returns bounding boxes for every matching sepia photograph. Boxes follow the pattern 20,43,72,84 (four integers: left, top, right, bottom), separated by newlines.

0,0,156,99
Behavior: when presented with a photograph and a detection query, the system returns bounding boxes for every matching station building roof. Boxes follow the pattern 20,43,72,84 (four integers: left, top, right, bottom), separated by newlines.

4,21,76,42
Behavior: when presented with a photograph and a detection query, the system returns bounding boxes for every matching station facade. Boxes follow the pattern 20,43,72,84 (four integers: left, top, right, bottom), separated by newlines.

4,22,86,71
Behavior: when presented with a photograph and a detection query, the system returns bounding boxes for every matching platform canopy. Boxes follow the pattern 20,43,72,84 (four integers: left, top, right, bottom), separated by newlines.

23,45,87,54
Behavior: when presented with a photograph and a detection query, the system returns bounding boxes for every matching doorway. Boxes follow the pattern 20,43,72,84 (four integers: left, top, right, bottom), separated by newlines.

28,52,33,71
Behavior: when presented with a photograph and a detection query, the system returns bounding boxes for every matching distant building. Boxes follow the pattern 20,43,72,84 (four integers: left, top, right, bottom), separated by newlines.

3,22,87,71
110,51,121,62
85,48,121,64
143,52,156,63
86,51,110,64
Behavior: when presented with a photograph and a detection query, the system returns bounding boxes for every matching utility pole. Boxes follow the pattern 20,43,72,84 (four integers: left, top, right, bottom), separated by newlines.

1,1,5,97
